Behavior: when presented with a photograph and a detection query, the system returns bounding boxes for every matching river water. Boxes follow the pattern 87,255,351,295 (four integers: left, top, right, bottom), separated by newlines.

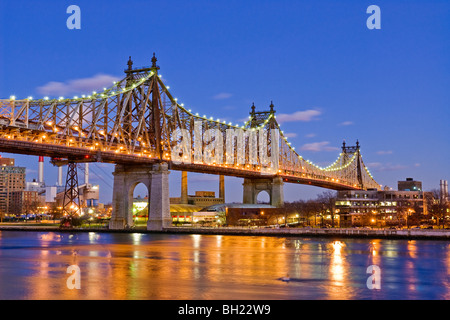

0,230,449,300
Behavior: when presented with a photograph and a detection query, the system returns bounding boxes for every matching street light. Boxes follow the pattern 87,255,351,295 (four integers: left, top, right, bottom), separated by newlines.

406,208,413,229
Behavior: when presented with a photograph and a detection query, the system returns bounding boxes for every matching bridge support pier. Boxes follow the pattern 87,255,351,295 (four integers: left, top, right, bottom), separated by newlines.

146,163,171,231
242,177,284,207
109,162,171,231
219,175,225,201
180,171,188,204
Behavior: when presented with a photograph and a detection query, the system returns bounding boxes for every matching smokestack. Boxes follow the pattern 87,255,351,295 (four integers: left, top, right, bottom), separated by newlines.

447,181,449,198
441,180,449,203
58,166,63,186
38,156,44,184
447,181,449,202
85,163,89,185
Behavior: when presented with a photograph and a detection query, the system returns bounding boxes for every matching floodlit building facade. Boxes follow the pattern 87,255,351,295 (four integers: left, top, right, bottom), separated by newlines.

336,187,426,227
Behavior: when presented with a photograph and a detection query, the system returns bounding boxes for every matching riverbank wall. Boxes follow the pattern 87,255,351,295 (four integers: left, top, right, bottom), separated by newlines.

163,227,450,240
1,224,450,240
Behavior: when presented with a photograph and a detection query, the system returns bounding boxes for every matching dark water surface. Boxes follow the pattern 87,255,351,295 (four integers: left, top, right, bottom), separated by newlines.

0,230,449,300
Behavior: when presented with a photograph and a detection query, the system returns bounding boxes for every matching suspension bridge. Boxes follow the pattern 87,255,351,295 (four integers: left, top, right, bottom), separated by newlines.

0,54,380,230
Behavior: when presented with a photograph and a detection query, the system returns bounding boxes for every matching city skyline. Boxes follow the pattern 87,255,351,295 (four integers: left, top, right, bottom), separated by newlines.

0,0,448,204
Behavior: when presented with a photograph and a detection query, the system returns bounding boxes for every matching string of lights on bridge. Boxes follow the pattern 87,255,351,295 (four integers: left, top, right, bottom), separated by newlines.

5,68,376,187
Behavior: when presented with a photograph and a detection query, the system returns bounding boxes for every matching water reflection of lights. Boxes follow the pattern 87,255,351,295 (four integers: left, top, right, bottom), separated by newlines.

332,240,343,252
132,233,143,245
293,240,302,250
407,241,417,259
370,241,377,256
215,236,223,265
39,233,61,242
369,240,382,267
447,244,450,275
88,232,100,243
445,245,450,299
192,234,201,249
330,241,345,285
15,233,450,300
192,235,202,279
216,235,222,248
88,251,100,257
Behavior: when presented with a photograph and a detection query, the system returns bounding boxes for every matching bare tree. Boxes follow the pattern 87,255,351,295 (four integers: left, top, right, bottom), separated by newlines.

316,191,337,227
23,200,41,223
48,202,63,222
425,189,450,228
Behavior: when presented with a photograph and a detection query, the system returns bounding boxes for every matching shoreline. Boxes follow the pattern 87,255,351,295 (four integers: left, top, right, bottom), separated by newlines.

1,224,450,240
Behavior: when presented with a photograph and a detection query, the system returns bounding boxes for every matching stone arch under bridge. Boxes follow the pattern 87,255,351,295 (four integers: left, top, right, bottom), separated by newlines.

242,177,284,207
109,163,171,230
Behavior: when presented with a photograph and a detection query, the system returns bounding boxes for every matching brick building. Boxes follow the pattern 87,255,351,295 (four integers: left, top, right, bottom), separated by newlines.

0,160,26,214
9,190,41,215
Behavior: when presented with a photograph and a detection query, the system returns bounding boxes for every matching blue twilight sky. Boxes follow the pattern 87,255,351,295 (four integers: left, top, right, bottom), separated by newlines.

0,0,449,203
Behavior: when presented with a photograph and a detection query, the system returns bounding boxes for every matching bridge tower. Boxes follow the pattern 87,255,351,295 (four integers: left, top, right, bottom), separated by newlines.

242,102,284,207
342,140,364,189
109,54,171,230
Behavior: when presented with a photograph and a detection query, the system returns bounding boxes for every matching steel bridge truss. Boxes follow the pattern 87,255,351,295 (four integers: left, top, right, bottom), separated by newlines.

0,55,380,191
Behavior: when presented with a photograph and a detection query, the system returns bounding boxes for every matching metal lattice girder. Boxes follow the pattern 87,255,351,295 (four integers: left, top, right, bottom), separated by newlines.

0,55,381,191
62,162,80,217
